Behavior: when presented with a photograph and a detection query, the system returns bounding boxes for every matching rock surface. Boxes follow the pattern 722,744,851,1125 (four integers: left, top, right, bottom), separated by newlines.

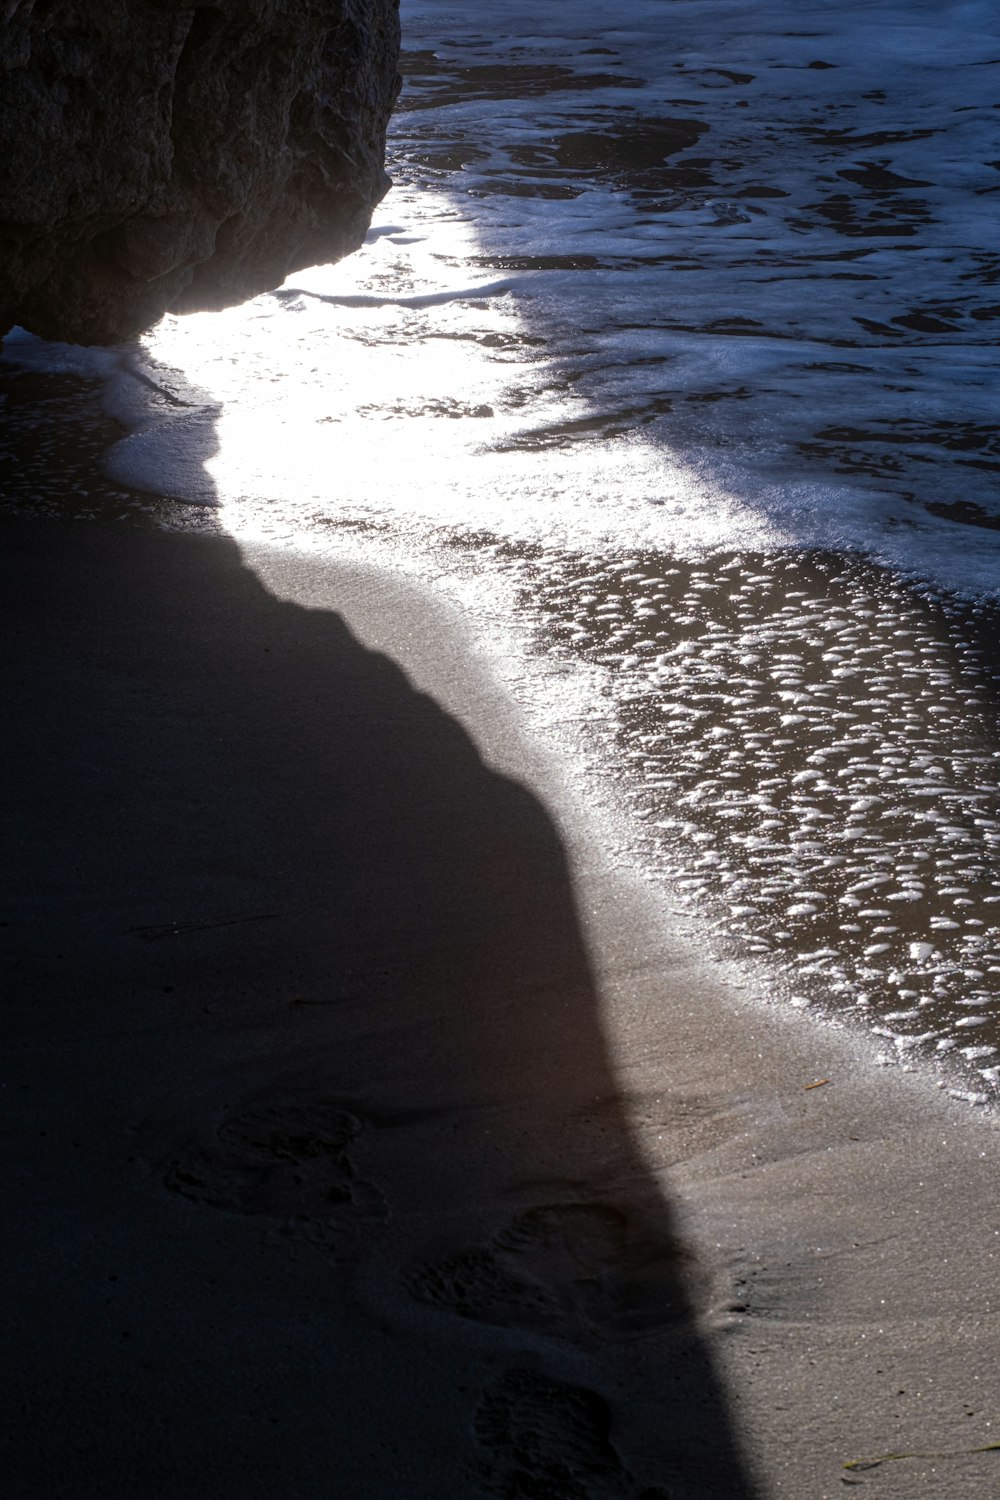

0,0,401,343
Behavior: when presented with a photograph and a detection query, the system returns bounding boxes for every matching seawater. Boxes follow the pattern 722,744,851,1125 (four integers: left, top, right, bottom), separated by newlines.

3,0,1000,1099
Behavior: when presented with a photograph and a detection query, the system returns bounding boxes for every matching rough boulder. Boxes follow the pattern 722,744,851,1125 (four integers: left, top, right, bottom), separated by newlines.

0,0,401,343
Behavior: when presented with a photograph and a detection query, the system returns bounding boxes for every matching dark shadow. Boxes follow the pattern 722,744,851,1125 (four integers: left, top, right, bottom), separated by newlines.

0,511,759,1498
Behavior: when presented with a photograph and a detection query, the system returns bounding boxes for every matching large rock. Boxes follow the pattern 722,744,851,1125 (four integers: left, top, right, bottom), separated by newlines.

0,0,401,343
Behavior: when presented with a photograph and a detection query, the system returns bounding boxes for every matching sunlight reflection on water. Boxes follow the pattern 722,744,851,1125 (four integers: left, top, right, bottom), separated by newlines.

137,197,783,561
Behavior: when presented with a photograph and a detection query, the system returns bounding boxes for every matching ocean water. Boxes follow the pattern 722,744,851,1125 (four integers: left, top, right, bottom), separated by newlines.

3,0,1000,1099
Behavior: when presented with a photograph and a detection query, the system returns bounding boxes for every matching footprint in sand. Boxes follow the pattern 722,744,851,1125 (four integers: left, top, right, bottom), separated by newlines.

474,1367,670,1500
407,1202,690,1342
165,1100,386,1248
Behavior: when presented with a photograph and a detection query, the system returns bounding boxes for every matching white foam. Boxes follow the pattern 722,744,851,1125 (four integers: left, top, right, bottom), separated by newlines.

1,328,222,504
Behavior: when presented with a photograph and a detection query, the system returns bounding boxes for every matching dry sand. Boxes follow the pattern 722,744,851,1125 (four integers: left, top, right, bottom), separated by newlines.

2,518,997,1498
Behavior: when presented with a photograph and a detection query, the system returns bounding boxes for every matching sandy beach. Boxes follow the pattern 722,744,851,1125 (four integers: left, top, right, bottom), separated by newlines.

1,516,998,1498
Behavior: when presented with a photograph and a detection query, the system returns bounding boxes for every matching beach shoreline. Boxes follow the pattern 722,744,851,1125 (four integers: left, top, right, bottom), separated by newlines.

2,514,997,1498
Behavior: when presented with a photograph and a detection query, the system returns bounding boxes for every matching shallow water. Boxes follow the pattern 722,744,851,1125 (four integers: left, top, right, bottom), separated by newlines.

3,0,999,1098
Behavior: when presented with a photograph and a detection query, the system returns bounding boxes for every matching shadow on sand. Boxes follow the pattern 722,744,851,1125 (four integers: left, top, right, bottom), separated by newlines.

1,498,759,1497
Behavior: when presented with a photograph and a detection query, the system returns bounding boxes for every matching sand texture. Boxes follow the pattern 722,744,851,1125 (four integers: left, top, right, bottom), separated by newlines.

1,520,997,1498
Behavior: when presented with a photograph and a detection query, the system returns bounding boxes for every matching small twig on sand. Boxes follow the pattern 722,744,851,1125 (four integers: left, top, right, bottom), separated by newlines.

845,1442,1000,1472
130,913,277,941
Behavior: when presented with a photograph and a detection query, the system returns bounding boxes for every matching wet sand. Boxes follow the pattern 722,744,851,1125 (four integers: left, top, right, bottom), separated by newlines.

497,540,1000,1086
2,516,998,1498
